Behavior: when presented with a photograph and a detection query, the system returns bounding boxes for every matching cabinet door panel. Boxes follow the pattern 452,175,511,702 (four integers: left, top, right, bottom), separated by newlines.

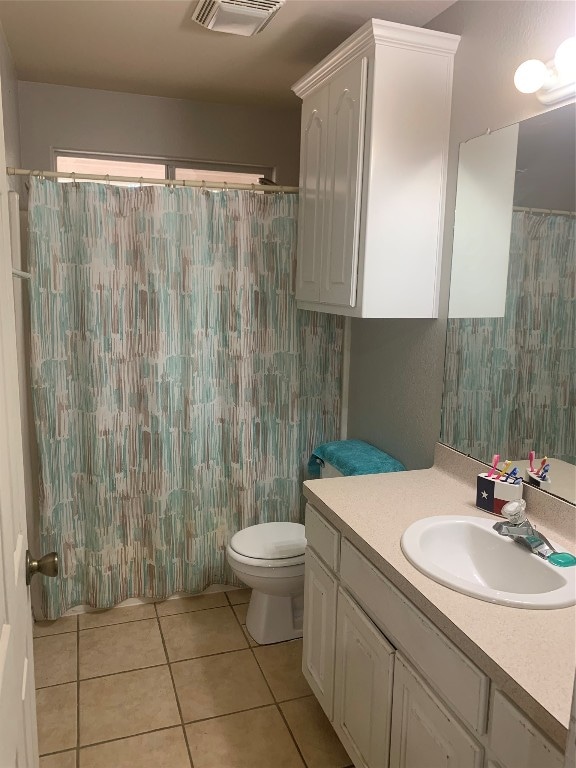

334,588,394,768
390,655,483,768
296,87,329,303
322,55,368,307
303,548,337,719
488,691,563,768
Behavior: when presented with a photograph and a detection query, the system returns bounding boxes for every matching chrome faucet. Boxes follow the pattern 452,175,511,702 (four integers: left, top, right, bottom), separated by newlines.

493,500,556,559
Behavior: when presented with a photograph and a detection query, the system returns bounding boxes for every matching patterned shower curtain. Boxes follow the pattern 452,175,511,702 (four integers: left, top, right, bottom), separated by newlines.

28,178,343,619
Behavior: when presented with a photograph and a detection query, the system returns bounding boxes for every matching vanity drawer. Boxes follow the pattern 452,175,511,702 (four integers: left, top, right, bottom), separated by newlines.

488,691,563,768
340,538,489,733
305,504,340,572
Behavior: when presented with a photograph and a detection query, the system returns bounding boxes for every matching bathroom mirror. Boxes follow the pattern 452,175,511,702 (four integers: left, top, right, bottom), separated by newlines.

441,103,576,503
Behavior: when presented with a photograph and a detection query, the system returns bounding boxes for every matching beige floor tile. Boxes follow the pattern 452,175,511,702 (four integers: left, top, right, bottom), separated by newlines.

79,618,165,679
253,640,311,701
34,632,77,688
281,696,351,768
155,592,228,617
36,683,77,755
79,602,156,630
172,649,273,723
79,665,180,745
186,705,304,768
79,727,190,767
34,615,78,638
232,603,248,624
241,625,260,647
160,606,248,662
40,750,77,768
226,588,251,605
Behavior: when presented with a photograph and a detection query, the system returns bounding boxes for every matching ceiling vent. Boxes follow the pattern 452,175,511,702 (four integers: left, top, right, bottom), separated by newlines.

191,0,285,36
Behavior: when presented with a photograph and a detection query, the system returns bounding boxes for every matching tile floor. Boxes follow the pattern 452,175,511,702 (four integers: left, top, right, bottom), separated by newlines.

34,588,353,768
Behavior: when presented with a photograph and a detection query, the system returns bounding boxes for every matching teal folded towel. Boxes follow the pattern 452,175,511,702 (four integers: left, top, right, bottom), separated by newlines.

307,439,406,479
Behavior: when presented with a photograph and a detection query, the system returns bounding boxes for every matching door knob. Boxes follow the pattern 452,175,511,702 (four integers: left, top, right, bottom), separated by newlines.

26,550,58,585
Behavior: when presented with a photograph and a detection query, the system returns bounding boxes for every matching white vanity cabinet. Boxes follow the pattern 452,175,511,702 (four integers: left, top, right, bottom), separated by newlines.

292,19,460,318
303,503,565,768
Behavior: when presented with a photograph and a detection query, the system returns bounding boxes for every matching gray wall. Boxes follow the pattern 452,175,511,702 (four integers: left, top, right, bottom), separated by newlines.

0,22,20,187
18,81,301,185
347,0,576,470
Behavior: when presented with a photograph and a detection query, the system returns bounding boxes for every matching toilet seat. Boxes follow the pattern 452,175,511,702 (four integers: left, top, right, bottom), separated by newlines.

229,522,306,569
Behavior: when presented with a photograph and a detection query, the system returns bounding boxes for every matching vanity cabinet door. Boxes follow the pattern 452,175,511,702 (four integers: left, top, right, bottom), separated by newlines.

303,548,338,719
390,654,483,768
333,588,395,768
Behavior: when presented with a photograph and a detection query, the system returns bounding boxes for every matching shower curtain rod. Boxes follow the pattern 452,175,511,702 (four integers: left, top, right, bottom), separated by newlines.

514,205,576,216
6,167,299,193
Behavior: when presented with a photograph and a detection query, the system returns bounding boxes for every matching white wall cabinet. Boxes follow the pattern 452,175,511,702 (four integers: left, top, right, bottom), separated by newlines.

333,587,395,768
292,19,460,318
390,654,483,768
303,504,565,768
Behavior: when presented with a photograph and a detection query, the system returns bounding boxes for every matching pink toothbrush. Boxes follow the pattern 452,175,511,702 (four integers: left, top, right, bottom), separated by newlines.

528,450,535,473
487,454,500,478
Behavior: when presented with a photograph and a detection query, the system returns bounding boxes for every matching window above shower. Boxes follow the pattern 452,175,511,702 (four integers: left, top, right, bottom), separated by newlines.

55,152,272,188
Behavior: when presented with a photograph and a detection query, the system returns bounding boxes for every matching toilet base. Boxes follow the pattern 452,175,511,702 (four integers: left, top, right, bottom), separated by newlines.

246,590,304,645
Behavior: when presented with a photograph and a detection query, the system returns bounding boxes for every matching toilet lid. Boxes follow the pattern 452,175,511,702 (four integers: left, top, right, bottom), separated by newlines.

230,522,306,560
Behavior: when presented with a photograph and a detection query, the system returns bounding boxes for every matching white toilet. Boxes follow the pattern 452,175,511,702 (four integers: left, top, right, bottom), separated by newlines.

227,521,306,645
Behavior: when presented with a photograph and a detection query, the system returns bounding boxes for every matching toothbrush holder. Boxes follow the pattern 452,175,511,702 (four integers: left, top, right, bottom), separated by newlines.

525,469,552,490
476,473,523,516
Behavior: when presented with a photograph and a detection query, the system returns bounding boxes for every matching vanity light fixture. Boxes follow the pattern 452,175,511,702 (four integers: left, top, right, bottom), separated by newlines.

514,36,576,104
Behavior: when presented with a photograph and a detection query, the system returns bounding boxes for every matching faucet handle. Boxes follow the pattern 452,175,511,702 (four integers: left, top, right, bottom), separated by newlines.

501,499,528,525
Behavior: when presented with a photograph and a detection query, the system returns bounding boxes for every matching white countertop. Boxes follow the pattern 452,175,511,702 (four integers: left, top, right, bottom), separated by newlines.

302,444,576,750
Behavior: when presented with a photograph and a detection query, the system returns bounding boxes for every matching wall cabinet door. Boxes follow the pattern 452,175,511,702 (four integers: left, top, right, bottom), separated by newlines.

333,588,395,768
296,85,329,303
302,548,338,719
390,654,483,768
321,55,368,308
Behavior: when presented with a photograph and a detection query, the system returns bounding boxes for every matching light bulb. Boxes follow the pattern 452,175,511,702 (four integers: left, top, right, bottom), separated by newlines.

554,37,576,78
514,59,548,93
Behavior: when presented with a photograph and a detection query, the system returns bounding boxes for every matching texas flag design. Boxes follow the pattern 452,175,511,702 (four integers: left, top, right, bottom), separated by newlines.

476,473,522,516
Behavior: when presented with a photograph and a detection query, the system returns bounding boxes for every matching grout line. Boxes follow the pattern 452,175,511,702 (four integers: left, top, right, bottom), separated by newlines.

181,701,278,727
39,748,79,759
227,599,310,768
38,642,259,692
79,601,228,631
33,629,78,639
154,602,195,768
65,724,185,756
35,678,78,691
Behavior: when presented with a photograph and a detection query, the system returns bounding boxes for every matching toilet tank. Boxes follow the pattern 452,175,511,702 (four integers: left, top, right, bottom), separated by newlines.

320,461,343,479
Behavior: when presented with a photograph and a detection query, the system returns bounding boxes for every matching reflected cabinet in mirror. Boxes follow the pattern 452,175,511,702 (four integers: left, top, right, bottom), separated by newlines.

442,103,576,503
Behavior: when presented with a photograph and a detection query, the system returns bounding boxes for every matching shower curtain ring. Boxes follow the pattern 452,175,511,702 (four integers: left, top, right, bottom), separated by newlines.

139,177,143,188
106,174,110,186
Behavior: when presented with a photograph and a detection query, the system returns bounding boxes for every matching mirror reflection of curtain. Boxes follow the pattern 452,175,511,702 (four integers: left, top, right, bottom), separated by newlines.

442,210,575,465
28,178,343,619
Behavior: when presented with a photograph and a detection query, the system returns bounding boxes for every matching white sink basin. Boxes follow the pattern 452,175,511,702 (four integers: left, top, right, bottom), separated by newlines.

401,516,576,609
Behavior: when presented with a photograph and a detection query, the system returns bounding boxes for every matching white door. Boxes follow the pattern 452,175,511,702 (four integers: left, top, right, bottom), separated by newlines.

390,654,483,768
302,548,337,720
334,588,394,768
0,160,39,764
296,84,329,303
322,55,368,308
